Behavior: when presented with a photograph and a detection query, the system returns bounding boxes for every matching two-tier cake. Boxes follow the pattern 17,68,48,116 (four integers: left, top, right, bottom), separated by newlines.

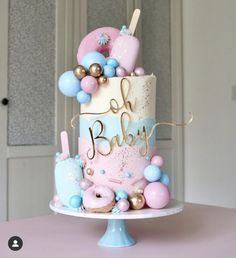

53,9,170,213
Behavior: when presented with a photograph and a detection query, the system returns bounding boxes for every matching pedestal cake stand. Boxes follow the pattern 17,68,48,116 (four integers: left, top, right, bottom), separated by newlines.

50,199,183,248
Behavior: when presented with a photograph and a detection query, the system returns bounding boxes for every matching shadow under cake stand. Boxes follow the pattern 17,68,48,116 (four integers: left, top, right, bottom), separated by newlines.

50,199,183,247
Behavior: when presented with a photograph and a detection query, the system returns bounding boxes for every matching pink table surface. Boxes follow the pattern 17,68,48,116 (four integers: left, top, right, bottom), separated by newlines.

0,203,236,258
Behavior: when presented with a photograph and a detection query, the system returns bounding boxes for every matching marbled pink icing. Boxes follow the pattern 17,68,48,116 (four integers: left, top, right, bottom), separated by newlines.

79,137,156,195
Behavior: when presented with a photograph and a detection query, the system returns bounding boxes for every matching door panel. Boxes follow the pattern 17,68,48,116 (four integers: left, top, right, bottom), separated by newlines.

0,0,71,222
8,0,55,146
8,157,54,220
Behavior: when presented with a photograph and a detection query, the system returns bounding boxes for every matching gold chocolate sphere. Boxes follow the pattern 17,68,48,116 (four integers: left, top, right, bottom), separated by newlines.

89,63,103,77
73,65,86,79
98,75,108,85
86,168,94,176
129,194,145,210
130,72,136,76
136,188,144,194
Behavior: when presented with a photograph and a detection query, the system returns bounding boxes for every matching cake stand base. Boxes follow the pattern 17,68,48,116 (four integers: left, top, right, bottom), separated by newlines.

98,219,136,247
50,199,184,248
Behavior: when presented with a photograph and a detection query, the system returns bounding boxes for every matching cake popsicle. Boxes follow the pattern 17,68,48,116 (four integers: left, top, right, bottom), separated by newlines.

110,9,140,74
54,131,83,208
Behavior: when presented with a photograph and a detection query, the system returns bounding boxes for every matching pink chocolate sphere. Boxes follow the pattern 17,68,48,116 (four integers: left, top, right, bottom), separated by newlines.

117,199,130,212
81,75,98,93
144,182,170,209
151,155,164,167
53,195,59,202
134,67,145,76
116,66,127,77
80,178,93,190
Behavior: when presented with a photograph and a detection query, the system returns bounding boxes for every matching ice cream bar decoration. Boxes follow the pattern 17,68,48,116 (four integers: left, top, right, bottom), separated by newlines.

110,9,141,73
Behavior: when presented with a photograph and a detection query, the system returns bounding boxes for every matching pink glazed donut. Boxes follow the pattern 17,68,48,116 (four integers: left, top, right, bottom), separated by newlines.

77,27,120,63
83,185,115,213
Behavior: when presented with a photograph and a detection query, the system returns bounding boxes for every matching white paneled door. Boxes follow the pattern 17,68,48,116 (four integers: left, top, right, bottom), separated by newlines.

0,0,82,222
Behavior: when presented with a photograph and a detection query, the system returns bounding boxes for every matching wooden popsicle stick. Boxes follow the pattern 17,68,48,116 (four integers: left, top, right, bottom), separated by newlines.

60,131,70,155
128,9,141,35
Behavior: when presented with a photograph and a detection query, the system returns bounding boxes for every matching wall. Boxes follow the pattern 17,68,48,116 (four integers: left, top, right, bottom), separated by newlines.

183,0,236,208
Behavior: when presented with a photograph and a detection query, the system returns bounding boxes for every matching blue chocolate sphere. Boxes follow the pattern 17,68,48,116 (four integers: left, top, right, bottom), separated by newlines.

103,65,116,77
58,71,81,97
115,190,128,201
69,195,82,208
144,165,162,182
80,51,106,70
160,171,170,186
107,58,119,68
77,90,91,104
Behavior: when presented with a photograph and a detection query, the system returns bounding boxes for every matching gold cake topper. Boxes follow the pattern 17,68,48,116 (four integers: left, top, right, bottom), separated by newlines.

147,112,194,140
71,77,193,160
87,112,149,160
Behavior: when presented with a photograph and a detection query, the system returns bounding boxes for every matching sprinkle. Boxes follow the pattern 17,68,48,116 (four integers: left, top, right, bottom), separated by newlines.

100,169,105,174
112,205,120,214
98,33,110,45
120,25,131,35
86,168,94,176
124,171,133,178
145,155,151,161
108,178,122,184
132,179,142,186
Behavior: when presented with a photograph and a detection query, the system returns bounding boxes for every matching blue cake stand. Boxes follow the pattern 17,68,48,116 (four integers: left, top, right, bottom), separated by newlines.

50,199,183,247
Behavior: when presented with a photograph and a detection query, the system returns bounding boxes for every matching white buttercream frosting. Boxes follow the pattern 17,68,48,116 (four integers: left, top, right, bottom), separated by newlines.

80,75,156,121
